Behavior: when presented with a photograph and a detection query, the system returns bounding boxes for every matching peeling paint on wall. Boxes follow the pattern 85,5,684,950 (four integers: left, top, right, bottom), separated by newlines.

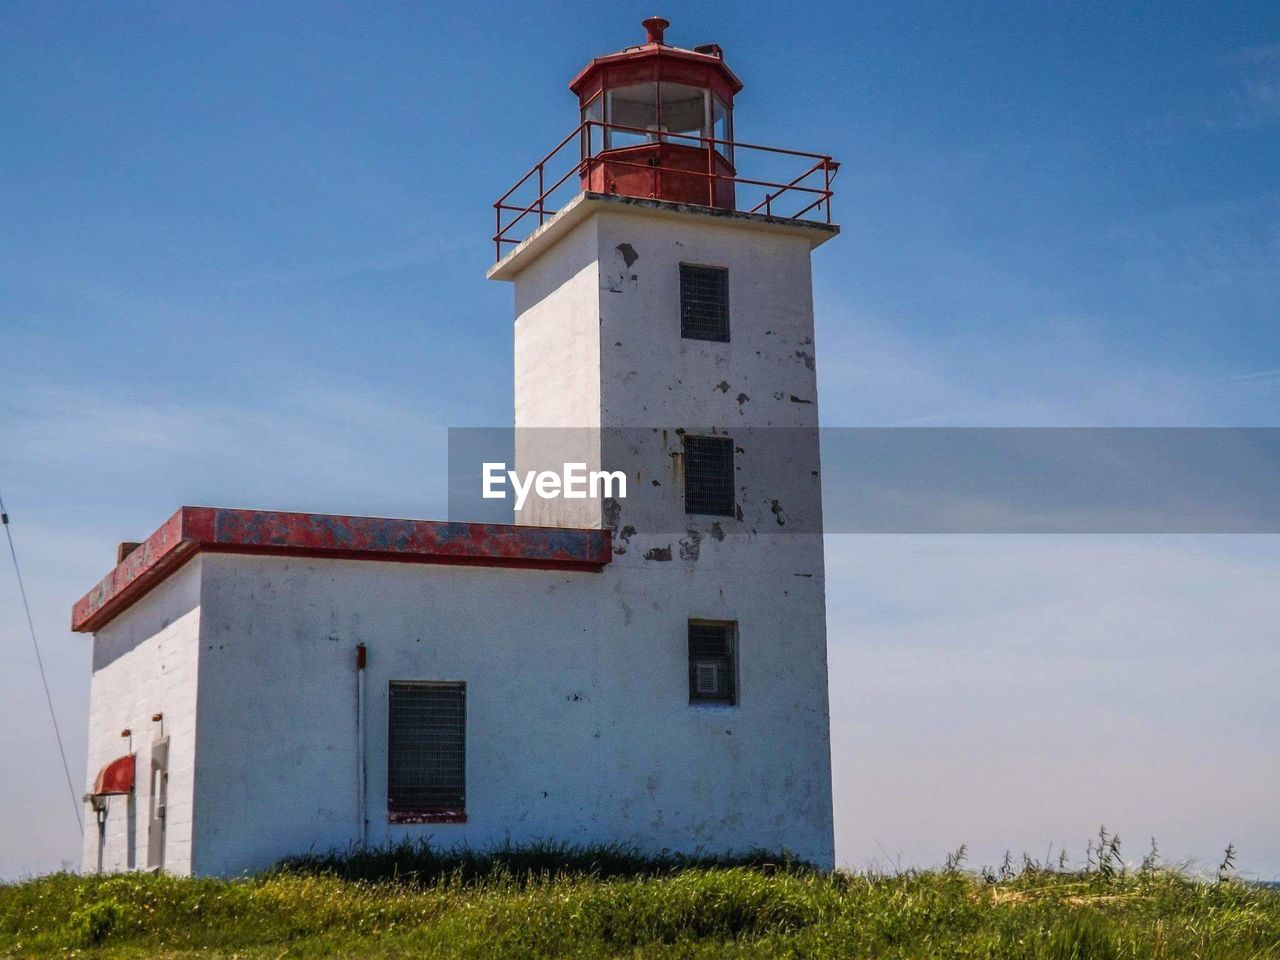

614,525,636,555
616,243,639,267
603,497,623,533
678,530,702,561
771,500,788,526
606,243,639,292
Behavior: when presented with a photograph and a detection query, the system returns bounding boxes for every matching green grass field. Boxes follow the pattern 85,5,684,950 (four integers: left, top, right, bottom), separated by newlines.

3,842,1278,958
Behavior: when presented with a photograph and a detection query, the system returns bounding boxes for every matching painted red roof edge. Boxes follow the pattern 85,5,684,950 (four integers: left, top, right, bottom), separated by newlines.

72,506,613,634
568,43,744,96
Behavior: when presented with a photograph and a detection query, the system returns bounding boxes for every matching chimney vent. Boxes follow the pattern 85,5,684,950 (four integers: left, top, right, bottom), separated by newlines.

642,16,669,45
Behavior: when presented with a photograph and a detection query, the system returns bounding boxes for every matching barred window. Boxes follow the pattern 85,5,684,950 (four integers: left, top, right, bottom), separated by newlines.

689,621,737,705
387,681,466,822
683,435,735,516
680,264,729,342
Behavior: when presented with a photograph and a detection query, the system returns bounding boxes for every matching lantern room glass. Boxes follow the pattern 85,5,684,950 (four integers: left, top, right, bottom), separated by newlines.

583,81,733,162
712,94,733,164
582,93,604,156
659,82,709,142
605,83,658,149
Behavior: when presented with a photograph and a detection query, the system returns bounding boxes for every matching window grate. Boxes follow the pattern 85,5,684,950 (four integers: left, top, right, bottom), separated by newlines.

388,682,466,816
680,264,730,342
684,435,735,516
689,621,736,704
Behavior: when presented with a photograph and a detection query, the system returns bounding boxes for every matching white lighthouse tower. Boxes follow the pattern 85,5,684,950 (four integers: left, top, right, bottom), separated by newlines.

490,18,840,866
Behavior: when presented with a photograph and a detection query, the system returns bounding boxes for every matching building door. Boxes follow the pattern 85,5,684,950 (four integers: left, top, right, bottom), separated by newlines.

146,737,168,870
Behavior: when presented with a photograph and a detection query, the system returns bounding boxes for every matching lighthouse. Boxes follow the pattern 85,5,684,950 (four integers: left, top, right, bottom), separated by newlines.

492,16,839,866
73,18,839,876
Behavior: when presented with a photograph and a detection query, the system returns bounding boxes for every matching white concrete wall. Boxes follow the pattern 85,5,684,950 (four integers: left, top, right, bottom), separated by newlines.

188,551,833,875
510,204,827,539
82,558,202,874
592,208,825,543
505,202,834,867
513,214,603,529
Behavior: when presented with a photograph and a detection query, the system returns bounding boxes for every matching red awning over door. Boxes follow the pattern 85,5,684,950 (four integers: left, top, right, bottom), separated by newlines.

91,754,135,796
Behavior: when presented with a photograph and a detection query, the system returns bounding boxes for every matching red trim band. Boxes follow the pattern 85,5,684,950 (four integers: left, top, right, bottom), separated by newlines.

72,507,612,633
389,810,468,825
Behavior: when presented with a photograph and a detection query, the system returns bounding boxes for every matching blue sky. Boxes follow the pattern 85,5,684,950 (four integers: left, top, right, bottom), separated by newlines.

1,1,1278,877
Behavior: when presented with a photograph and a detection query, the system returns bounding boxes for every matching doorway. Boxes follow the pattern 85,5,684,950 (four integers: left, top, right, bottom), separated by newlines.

146,737,168,870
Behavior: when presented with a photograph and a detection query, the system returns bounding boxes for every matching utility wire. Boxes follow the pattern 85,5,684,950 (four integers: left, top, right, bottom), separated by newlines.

0,491,83,835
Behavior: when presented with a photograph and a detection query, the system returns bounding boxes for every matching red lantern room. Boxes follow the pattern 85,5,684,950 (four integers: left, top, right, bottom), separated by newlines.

492,17,836,260
570,17,743,209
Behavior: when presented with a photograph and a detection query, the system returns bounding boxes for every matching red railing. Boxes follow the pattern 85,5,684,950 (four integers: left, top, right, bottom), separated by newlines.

493,121,839,260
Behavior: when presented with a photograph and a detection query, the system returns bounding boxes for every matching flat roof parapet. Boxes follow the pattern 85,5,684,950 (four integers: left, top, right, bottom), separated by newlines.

71,506,612,633
488,192,840,282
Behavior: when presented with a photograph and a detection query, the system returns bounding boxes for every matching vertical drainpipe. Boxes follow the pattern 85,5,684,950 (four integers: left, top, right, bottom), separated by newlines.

355,643,367,850
95,800,106,873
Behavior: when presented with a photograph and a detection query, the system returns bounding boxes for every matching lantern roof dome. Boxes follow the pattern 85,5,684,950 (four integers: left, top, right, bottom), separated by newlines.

568,17,744,100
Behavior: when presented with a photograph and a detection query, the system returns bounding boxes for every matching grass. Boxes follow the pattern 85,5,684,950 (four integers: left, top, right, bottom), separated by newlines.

2,840,1278,959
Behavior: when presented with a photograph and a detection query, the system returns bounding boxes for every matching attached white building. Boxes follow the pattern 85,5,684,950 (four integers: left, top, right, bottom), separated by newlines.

74,18,840,876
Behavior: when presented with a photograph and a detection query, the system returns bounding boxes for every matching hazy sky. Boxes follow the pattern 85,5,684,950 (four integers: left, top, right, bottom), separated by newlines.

1,1,1277,879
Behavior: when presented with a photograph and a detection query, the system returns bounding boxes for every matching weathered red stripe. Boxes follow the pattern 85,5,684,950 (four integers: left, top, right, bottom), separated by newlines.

71,506,612,633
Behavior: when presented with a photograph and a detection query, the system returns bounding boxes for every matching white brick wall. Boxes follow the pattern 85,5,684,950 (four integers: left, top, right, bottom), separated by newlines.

188,551,833,876
82,557,202,874
508,200,834,865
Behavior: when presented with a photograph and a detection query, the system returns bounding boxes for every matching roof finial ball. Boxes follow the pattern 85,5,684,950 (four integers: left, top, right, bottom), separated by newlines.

642,15,670,45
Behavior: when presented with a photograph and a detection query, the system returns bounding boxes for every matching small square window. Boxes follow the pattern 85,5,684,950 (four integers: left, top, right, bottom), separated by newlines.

689,621,736,705
387,681,466,823
683,435,735,516
680,264,729,342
